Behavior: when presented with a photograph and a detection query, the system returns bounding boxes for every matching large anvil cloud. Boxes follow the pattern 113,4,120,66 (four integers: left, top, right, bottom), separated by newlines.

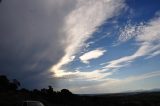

0,0,75,89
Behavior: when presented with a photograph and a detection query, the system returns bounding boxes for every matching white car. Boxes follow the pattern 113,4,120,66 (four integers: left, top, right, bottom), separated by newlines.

22,101,45,106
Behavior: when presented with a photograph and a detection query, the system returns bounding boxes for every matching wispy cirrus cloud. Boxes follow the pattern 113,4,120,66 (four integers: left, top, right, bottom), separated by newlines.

50,0,125,78
118,22,144,43
71,70,160,93
146,50,160,59
70,12,160,93
79,48,106,64
56,70,112,81
103,15,160,71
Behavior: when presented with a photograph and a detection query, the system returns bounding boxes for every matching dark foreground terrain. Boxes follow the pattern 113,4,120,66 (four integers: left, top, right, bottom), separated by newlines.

1,90,160,106
0,75,160,106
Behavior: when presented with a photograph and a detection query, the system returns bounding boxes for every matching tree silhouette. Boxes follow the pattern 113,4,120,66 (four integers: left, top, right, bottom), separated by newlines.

13,79,21,87
0,75,21,91
20,88,30,93
61,89,72,95
41,88,47,94
0,75,10,91
9,79,21,90
48,85,54,94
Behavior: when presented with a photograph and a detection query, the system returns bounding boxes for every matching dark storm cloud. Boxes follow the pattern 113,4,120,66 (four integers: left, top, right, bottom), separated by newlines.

0,0,76,89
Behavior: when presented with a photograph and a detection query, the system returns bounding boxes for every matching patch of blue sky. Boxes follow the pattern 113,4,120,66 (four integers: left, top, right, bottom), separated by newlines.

126,0,160,22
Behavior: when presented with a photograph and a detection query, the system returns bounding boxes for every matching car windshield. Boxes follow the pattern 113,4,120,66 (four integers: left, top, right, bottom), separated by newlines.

27,102,44,106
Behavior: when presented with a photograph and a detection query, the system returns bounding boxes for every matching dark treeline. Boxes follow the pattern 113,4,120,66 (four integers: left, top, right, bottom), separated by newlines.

0,75,75,106
0,75,160,106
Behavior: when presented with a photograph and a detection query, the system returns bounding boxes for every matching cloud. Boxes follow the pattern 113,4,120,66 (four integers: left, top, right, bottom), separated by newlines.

0,0,124,89
0,0,76,89
104,43,157,70
56,70,112,81
118,21,144,43
1,0,159,93
70,14,160,93
53,69,113,92
79,48,106,64
146,50,160,59
71,70,160,93
103,15,160,71
50,0,125,78
125,71,160,82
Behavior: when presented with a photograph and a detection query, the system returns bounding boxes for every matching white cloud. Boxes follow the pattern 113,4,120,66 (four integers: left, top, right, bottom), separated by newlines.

103,16,160,71
79,48,106,64
56,70,112,81
104,43,158,70
125,71,160,82
136,18,160,42
52,7,160,93
50,5,160,93
50,0,125,78
71,70,160,93
118,22,144,43
146,50,160,59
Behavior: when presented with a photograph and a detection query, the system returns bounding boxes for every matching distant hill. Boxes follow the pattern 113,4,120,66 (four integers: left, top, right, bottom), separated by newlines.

78,88,160,96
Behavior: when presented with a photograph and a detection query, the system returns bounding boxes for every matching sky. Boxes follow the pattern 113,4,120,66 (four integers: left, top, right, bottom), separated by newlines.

0,0,160,94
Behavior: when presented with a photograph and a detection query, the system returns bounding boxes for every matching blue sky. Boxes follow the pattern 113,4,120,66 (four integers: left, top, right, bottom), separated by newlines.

0,0,160,94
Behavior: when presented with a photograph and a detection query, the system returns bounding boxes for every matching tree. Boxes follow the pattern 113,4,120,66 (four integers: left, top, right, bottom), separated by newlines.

61,89,72,95
13,79,21,87
0,75,10,91
9,79,21,90
41,88,47,94
0,75,21,91
48,85,54,94
20,88,30,93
